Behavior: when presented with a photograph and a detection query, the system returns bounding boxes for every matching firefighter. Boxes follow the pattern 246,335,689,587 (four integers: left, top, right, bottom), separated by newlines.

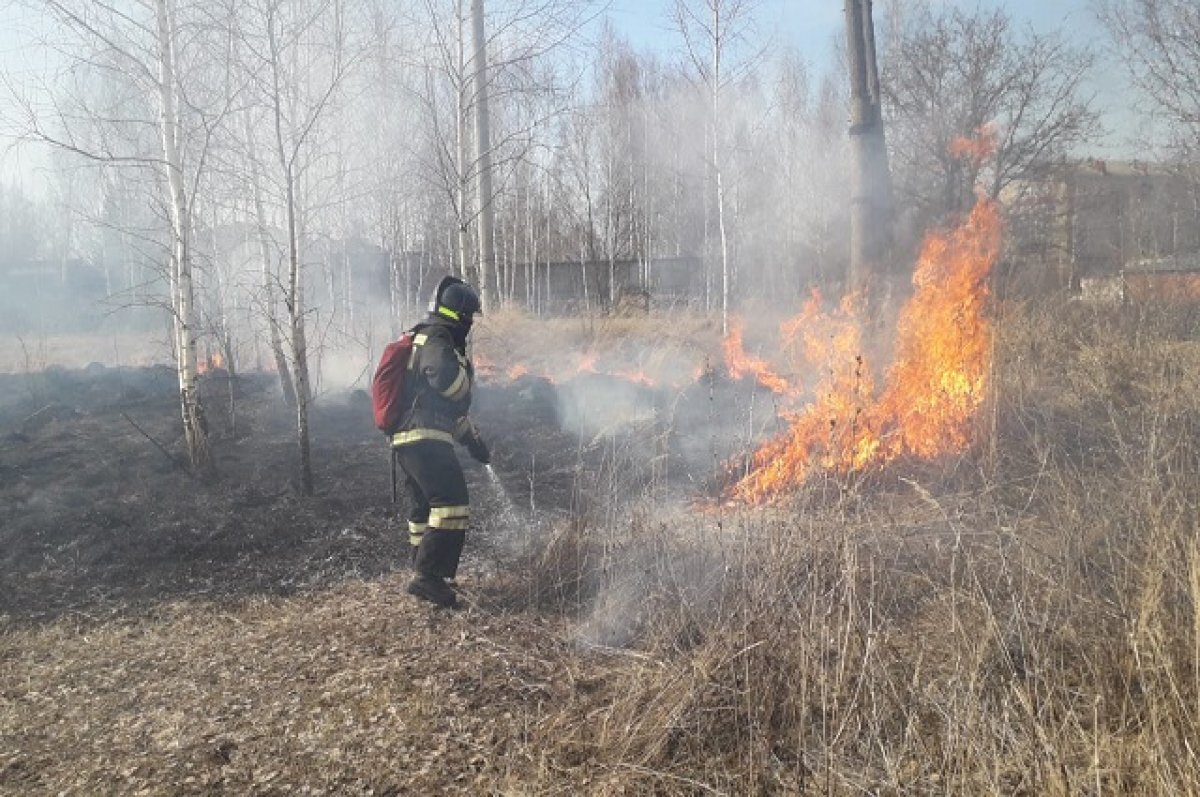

392,275,490,608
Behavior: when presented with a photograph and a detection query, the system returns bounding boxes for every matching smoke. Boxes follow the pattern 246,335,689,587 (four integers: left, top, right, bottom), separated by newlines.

571,503,729,651
554,375,657,440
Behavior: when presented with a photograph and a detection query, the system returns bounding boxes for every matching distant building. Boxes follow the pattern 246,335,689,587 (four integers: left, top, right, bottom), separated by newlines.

1081,254,1200,305
1003,159,1200,297
505,256,705,314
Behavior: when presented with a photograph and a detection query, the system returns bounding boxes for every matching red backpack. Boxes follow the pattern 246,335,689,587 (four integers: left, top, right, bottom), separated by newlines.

371,330,417,433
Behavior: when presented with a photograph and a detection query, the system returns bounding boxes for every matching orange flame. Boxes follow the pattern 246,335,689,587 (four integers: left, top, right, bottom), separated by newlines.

613,369,656,387
730,194,1001,504
722,317,800,397
196,351,225,374
949,124,998,168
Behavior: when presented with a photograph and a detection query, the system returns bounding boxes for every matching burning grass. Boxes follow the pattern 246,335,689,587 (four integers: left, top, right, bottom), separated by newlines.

725,195,1001,504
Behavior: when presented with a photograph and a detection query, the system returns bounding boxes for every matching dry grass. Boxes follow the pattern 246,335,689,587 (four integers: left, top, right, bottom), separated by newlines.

474,299,1200,793
0,332,170,374
473,308,721,381
1,577,596,795
507,299,1200,794
3,299,1199,794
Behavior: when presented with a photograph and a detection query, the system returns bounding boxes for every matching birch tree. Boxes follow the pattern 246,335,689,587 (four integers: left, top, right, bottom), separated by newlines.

236,0,365,494
410,0,594,305
30,0,239,471
153,0,209,468
671,0,761,333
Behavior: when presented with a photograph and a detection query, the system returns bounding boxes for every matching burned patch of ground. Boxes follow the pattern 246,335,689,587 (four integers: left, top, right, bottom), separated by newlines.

0,361,746,625
0,366,584,624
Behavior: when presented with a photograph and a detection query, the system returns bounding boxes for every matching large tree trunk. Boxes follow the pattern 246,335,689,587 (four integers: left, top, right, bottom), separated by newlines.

845,0,894,288
155,0,210,472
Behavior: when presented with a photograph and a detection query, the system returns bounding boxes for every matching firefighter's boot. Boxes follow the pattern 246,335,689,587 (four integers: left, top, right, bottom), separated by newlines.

406,573,456,608
408,530,465,608
434,530,466,580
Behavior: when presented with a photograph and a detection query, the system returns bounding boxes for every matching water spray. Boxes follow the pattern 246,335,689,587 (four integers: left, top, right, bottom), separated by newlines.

484,463,522,528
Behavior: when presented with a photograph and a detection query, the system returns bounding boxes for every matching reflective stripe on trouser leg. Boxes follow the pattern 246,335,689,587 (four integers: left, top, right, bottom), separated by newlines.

408,521,428,548
424,507,468,578
393,439,470,579
429,504,470,531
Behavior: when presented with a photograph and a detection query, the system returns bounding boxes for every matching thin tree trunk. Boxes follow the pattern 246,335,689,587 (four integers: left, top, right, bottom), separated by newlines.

471,0,498,308
606,158,616,308
455,2,472,283
285,181,313,495
385,229,398,329
267,4,313,495
526,180,536,308
155,0,209,472
245,112,297,408
711,3,731,335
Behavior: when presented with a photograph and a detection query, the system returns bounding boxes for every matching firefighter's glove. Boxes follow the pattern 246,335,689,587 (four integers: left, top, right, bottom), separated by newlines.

455,417,491,464
466,433,491,465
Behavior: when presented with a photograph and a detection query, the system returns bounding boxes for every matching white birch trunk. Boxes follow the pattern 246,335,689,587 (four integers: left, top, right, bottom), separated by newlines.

245,111,297,408
455,2,472,283
471,0,498,308
267,4,314,495
712,3,730,335
155,0,209,471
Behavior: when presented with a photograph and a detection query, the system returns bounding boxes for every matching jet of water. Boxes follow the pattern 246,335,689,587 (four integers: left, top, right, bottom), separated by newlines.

484,464,522,529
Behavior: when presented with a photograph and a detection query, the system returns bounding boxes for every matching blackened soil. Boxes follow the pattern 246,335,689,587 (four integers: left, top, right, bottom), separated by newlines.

0,362,766,625
0,365,580,625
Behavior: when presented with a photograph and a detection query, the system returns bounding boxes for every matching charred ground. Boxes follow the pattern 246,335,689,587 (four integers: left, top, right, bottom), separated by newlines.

0,347,756,625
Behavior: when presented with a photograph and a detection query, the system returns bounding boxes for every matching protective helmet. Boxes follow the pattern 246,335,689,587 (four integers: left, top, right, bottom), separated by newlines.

431,275,482,325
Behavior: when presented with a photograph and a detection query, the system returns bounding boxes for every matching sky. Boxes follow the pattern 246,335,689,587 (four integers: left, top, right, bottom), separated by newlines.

604,0,1106,65
0,0,1145,193
0,1,58,190
603,0,1142,156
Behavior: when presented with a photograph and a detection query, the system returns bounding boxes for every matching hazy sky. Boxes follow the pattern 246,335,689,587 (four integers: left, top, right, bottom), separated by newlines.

604,0,1141,155
0,0,1144,192
605,0,1105,64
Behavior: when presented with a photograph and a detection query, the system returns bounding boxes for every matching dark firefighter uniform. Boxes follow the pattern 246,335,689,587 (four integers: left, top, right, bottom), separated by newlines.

393,277,489,608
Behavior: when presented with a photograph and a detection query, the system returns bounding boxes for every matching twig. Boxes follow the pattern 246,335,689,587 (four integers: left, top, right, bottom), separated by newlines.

576,639,657,661
121,412,192,476
21,405,55,426
614,763,728,795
